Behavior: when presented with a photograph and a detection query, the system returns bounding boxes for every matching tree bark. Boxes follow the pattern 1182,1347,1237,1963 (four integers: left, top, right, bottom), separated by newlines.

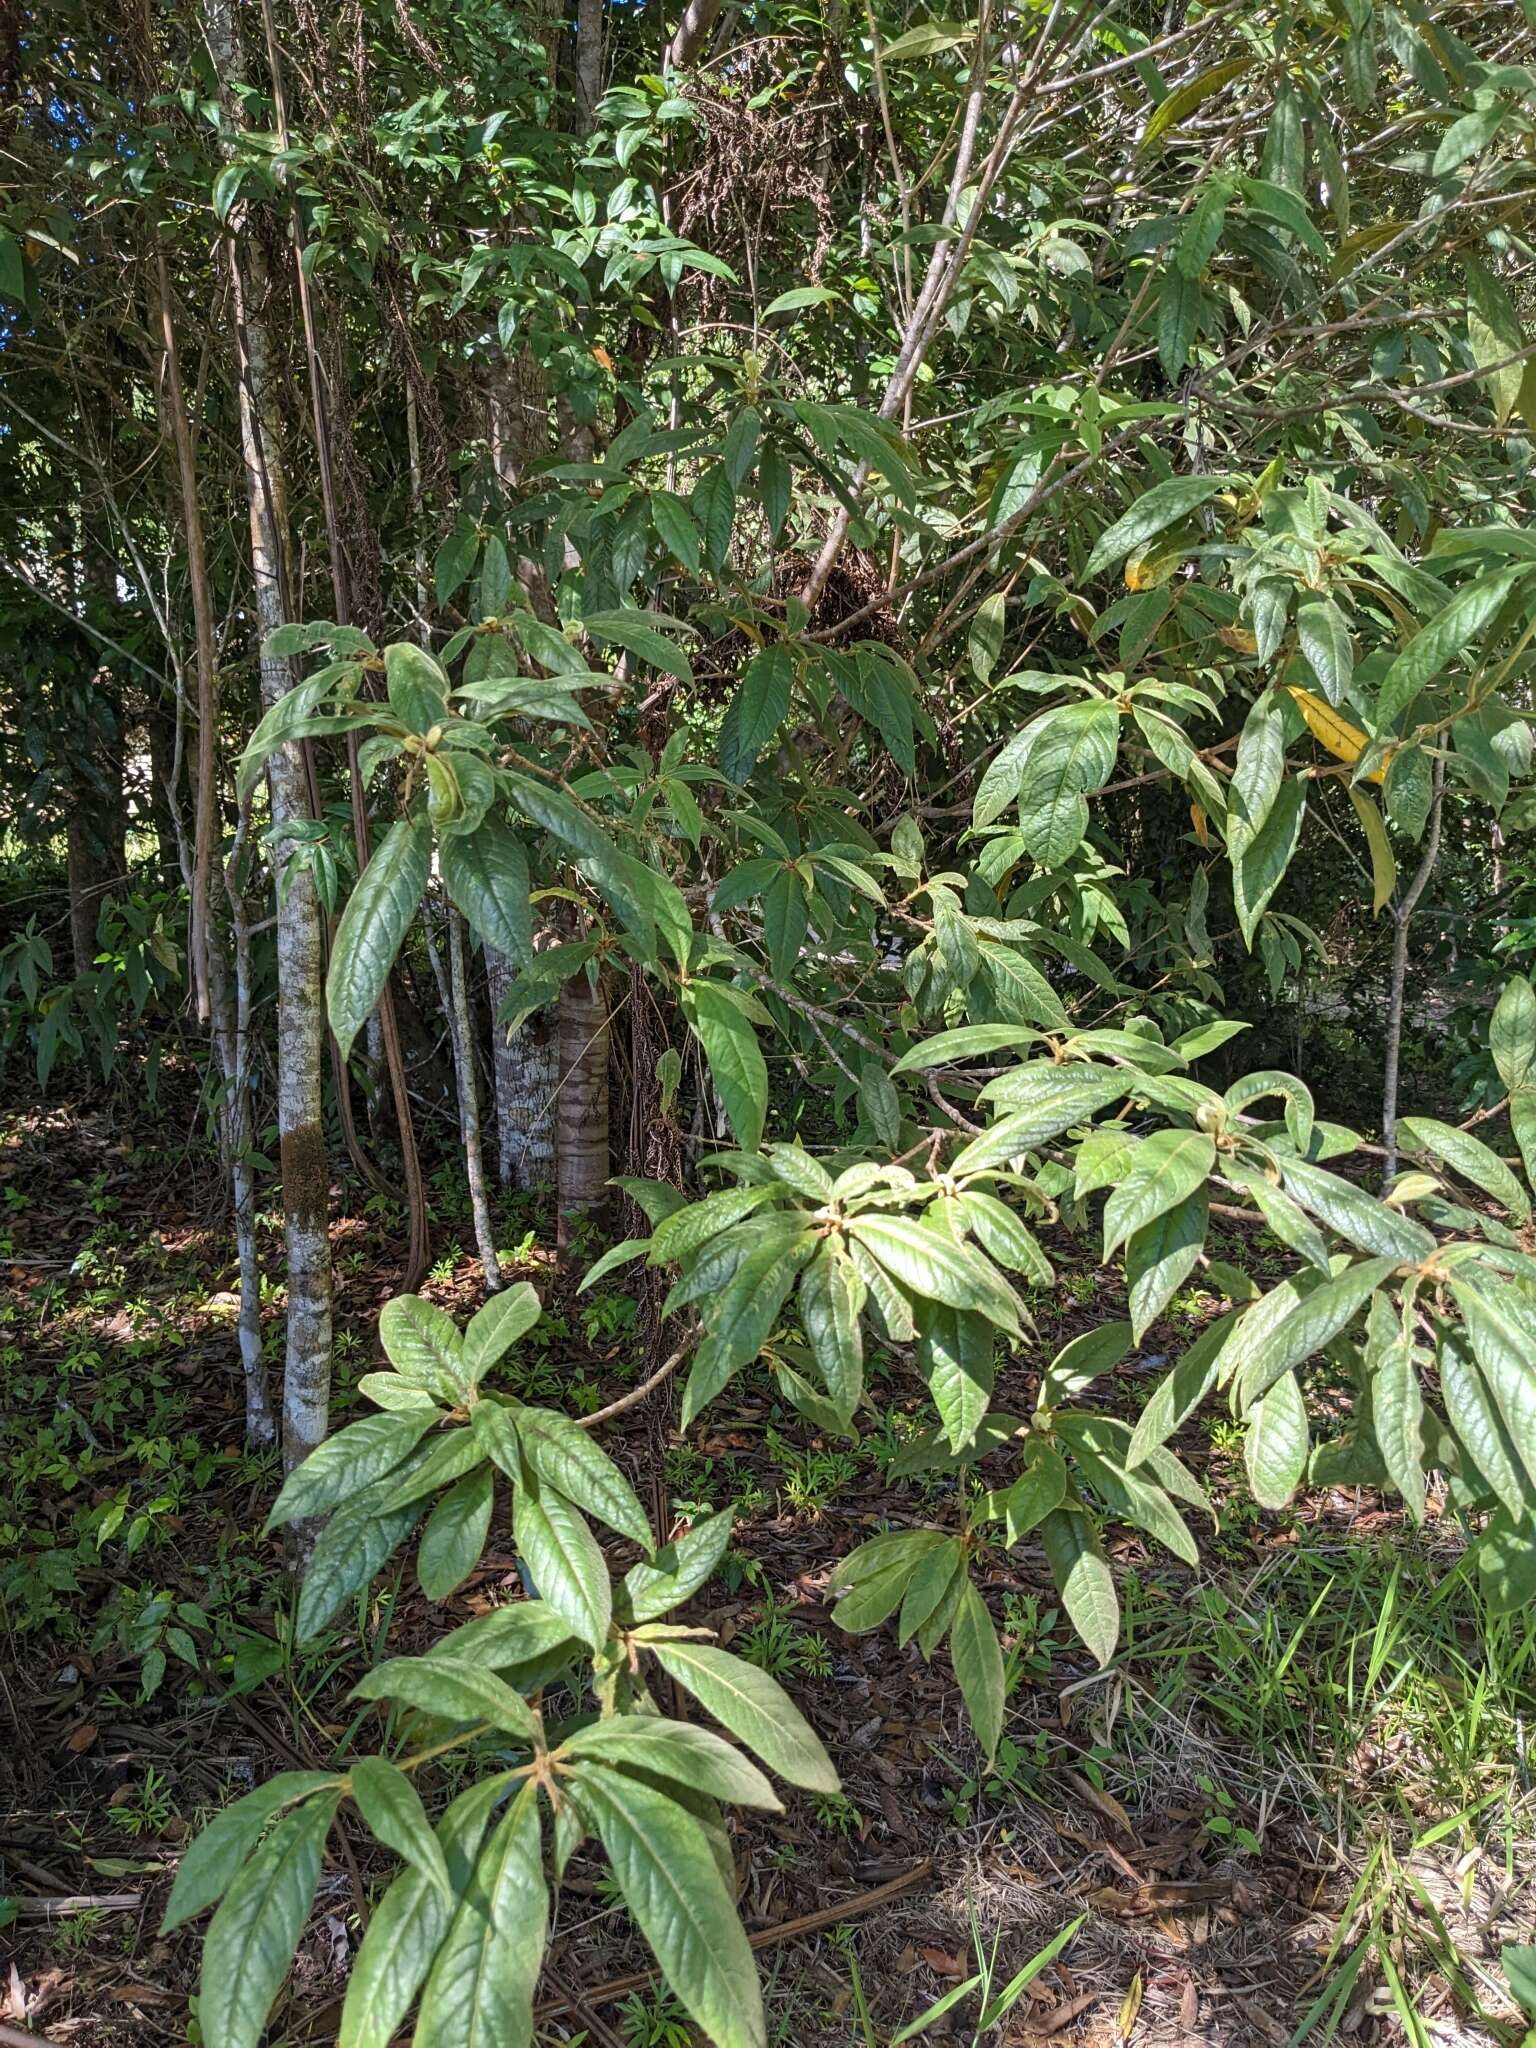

208,0,333,1478
557,971,612,1230
486,945,558,1188
438,906,503,1291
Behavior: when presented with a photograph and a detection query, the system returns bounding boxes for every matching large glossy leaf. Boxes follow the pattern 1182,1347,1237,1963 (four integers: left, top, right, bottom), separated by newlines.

514,1406,652,1550
1452,1283,1536,1493
1243,1368,1309,1507
1232,778,1305,948
413,1782,545,2048
1126,1313,1234,1467
959,1066,1131,1168
1491,976,1536,1094
575,1766,765,2048
798,1244,865,1416
1015,702,1121,867
1438,1323,1530,1520
1102,1129,1215,1257
199,1792,337,2048
918,1305,994,1452
162,1773,336,1934
847,1214,1022,1334
350,1755,452,1902
353,1654,542,1742
1376,567,1529,729
958,1190,1054,1285
1225,1257,1397,1404
439,817,532,964
328,817,432,1062
339,1775,513,2048
1279,1157,1435,1261
514,1484,611,1648
684,982,768,1153
462,1284,541,1382
1364,1296,1424,1523
1125,1188,1209,1342
1040,1508,1119,1667
265,1411,435,1533
1398,1117,1529,1223
719,645,793,782
385,643,450,733
682,1232,815,1426
950,1579,1005,1762
559,1718,781,1810
1227,689,1287,856
380,1293,469,1401
418,1465,495,1601
1083,475,1232,578
647,1641,838,1791
296,1497,424,1642
619,1510,735,1624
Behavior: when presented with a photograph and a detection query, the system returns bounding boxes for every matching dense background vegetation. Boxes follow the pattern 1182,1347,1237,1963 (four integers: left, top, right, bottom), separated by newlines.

2,1,1536,2043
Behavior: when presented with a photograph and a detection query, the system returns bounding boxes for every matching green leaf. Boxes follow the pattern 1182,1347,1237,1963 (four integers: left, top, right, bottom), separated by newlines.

350,1756,452,1902
1040,1321,1133,1409
892,1024,1041,1074
1347,786,1397,915
719,646,793,783
1141,57,1252,148
380,1294,468,1400
954,1069,1131,1173
1040,1509,1119,1667
575,1766,764,2048
1365,1296,1425,1523
651,490,701,574
1399,1117,1529,1223
1491,976,1536,1093
560,1718,782,1810
681,1232,815,1426
1451,1284,1536,1494
969,593,1007,683
1226,1257,1398,1406
162,1774,336,1934
762,283,843,316
1015,702,1121,867
199,1793,337,2048
386,643,451,734
413,1782,545,2048
514,1485,611,1648
418,1466,495,1601
328,817,432,1062
1232,777,1305,949
847,1214,1022,1334
1225,1164,1330,1271
463,1284,541,1382
1125,1318,1230,1471
896,1539,964,1647
296,1498,423,1642
988,1442,1068,1543
1102,1129,1215,1258
583,608,695,685
264,1411,435,1532
1438,1324,1530,1520
354,1654,542,1742
691,465,735,569
1279,1157,1435,1261
647,1642,839,1792
1227,690,1287,857
880,17,974,58
1244,1368,1309,1507
684,982,768,1153
958,1191,1053,1285
1467,257,1526,426
1296,596,1353,707
440,818,532,965
338,1775,511,2048
515,1407,652,1550
1376,568,1529,730
1125,1188,1209,1342
1084,477,1230,581
798,1246,865,1416
620,1510,735,1624
948,1579,1004,1761
918,1306,995,1452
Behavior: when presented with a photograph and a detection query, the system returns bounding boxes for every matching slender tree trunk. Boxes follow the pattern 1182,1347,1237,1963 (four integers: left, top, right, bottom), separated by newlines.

209,0,333,1477
485,945,558,1187
1381,760,1445,1187
557,970,611,1232
442,907,503,1291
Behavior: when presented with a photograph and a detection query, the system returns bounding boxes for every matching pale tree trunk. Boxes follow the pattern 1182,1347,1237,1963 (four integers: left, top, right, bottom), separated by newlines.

431,903,503,1291
207,0,333,1478
1381,760,1445,1188
154,241,275,1443
557,971,611,1233
485,945,558,1188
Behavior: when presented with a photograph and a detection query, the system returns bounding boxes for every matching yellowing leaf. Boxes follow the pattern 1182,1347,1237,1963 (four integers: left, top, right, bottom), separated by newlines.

1285,686,1385,783
1118,1971,1145,2041
1347,786,1397,913
1125,547,1180,591
1190,803,1209,845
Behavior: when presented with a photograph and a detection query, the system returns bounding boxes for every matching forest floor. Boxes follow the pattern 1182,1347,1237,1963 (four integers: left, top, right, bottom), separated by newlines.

1,1093,1533,2048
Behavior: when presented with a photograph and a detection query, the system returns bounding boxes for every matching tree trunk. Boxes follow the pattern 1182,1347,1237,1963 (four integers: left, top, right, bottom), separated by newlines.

209,0,333,1478
441,907,503,1291
485,945,558,1188
557,971,611,1231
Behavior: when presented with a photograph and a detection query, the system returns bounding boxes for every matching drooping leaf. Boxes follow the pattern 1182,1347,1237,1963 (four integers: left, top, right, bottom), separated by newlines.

647,1641,839,1791
350,1756,452,1902
199,1793,338,2048
1040,1508,1119,1667
328,817,432,1062
418,1466,496,1601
